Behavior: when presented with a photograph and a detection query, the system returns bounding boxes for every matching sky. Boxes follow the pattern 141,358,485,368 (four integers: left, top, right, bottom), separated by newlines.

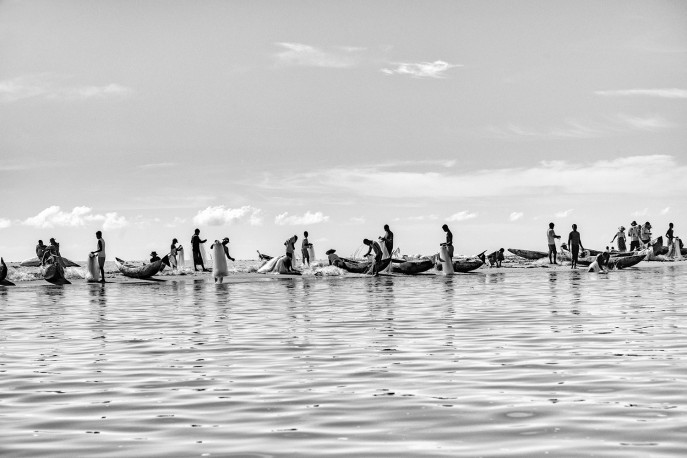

1,0,686,261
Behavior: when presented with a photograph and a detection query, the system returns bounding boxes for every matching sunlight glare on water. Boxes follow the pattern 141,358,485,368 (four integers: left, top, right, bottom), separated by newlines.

1,265,687,457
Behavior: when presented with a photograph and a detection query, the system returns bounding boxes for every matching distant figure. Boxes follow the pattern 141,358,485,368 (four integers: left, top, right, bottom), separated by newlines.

640,221,652,246
381,224,394,257
285,235,298,258
49,238,61,256
363,238,384,276
588,252,611,274
326,249,343,268
90,231,106,283
666,223,675,246
547,222,562,264
35,240,47,260
610,226,627,252
567,224,585,269
301,231,311,267
191,228,209,272
441,224,454,259
210,237,235,283
488,248,505,267
628,221,640,251
170,238,180,269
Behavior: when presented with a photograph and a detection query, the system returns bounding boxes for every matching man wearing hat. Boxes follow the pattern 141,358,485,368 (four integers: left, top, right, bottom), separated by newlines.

326,249,343,267
611,226,627,252
150,251,165,271
628,221,640,251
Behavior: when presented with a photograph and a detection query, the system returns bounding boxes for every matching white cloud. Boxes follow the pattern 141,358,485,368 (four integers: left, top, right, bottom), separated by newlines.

349,216,366,225
22,206,129,229
615,114,671,131
274,43,360,68
509,212,524,222
632,208,649,217
446,211,478,222
595,88,687,99
193,205,263,226
0,218,11,229
274,211,330,226
0,75,132,103
555,209,574,218
660,207,670,215
381,60,461,79
165,216,187,228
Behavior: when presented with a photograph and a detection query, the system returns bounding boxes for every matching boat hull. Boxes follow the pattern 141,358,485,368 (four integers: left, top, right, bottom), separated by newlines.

43,261,70,285
390,258,434,275
115,256,168,279
507,249,548,260
339,257,392,274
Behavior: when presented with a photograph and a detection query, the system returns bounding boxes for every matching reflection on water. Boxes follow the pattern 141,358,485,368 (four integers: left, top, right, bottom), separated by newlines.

1,266,687,457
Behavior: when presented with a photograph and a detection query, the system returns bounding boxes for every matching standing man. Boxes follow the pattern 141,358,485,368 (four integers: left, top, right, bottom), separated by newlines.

666,222,675,246
285,234,298,259
301,231,311,267
90,231,106,283
381,224,393,258
547,222,562,264
628,221,640,251
640,221,652,247
191,228,209,272
610,226,627,252
567,224,585,269
441,224,454,259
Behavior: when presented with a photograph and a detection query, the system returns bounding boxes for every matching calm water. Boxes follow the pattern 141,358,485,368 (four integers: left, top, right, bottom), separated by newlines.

2,264,686,457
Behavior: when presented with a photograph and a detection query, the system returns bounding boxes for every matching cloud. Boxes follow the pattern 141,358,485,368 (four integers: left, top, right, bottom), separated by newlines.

489,114,671,139
165,216,187,228
632,208,649,217
193,205,263,226
555,209,574,218
660,207,670,215
349,216,366,225
595,89,687,99
381,60,461,79
137,162,178,170
394,214,439,222
509,212,524,222
274,211,330,226
446,211,477,222
0,218,11,229
22,206,129,229
274,43,361,68
0,75,132,103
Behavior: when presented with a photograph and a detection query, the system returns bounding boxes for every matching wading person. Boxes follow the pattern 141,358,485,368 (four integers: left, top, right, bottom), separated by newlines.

567,224,585,269
381,224,393,258
547,222,561,264
35,240,47,260
628,221,640,251
610,226,627,252
191,228,209,272
640,221,652,247
441,224,454,259
90,231,106,283
301,231,311,267
363,238,384,276
284,234,298,259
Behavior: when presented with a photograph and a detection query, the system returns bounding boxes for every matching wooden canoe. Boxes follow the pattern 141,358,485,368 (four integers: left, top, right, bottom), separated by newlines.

115,255,169,279
507,248,548,260
0,257,15,286
390,258,435,275
339,257,392,274
20,256,80,268
452,258,484,273
608,254,645,270
42,259,70,285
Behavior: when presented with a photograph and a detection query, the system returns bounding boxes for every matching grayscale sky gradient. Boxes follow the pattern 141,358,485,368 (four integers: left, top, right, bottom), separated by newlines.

1,0,686,261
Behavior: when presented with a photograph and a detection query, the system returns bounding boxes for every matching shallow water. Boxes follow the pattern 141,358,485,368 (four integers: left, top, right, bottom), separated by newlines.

2,264,686,457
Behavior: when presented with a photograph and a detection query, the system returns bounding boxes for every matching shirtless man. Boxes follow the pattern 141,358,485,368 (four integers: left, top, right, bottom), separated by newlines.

567,224,585,269
363,238,384,276
547,222,561,264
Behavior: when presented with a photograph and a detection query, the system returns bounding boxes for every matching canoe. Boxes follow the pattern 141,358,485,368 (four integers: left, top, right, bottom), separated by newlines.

42,259,70,285
390,258,434,275
0,257,15,286
115,256,169,279
339,257,392,274
20,256,80,268
608,254,645,270
507,249,548,260
452,258,484,273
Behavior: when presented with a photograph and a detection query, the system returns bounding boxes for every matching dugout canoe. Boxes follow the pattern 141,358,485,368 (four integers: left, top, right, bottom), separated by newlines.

507,248,548,260
452,258,484,273
390,258,435,275
20,256,81,268
0,257,15,286
42,259,70,285
115,256,169,279
339,257,392,274
608,254,645,270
